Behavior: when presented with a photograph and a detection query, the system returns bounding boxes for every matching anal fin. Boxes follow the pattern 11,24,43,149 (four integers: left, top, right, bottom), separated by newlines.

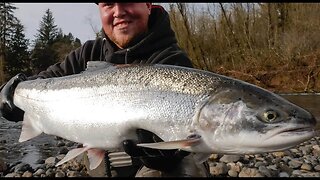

87,149,106,170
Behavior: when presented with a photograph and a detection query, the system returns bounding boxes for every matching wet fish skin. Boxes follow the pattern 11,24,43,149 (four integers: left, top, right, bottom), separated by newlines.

12,63,317,169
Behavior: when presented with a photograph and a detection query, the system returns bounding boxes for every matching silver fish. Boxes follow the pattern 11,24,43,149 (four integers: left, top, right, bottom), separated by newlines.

13,62,317,170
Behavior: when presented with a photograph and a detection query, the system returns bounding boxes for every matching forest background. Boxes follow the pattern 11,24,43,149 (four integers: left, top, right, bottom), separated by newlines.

1,3,320,93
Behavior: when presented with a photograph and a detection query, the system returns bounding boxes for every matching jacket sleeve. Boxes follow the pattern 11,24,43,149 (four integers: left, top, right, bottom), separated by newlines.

27,40,99,80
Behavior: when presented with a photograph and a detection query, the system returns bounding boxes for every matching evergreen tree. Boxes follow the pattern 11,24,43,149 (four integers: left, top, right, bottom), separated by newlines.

31,8,59,73
0,2,18,83
6,19,31,77
34,8,59,47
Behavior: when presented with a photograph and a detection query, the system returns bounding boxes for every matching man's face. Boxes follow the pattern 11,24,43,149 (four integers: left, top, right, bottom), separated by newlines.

98,3,152,49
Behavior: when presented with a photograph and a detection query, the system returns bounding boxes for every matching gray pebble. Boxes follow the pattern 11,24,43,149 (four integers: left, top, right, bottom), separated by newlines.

57,141,65,147
14,162,31,173
33,168,45,176
5,172,21,177
258,165,272,177
314,165,320,172
59,147,69,154
220,155,241,163
279,172,289,177
288,159,303,169
45,168,55,177
45,157,57,165
65,141,75,147
228,170,238,177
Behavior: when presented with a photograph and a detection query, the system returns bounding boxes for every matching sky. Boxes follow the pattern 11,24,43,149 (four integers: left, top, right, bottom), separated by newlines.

12,3,207,44
13,3,102,44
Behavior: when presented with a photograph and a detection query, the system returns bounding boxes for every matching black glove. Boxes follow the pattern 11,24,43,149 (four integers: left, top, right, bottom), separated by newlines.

122,129,190,172
0,73,27,122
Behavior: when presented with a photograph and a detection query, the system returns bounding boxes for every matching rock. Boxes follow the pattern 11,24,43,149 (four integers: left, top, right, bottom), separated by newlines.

300,163,312,171
272,151,285,158
65,141,75,147
314,165,320,172
288,159,303,169
59,147,69,154
238,167,264,177
45,157,57,165
57,141,65,147
210,162,228,176
299,145,312,155
227,162,241,172
33,169,45,176
0,140,6,143
278,162,293,175
14,162,32,173
266,164,277,171
258,166,272,177
22,171,33,177
208,154,219,161
279,172,289,177
35,159,45,164
67,170,81,177
292,170,303,177
228,170,238,177
254,161,266,168
55,170,65,177
0,159,7,172
56,154,66,161
45,168,55,177
5,172,21,177
219,155,241,163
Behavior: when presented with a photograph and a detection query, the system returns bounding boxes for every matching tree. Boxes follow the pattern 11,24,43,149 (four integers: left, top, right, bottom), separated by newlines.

34,8,59,47
31,8,59,74
6,19,31,77
0,2,18,83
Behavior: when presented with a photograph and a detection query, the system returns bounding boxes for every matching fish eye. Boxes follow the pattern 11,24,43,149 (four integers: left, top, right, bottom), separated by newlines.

263,110,278,122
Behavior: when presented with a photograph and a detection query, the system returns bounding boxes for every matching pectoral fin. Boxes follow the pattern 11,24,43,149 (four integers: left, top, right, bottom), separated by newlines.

136,134,201,151
19,113,42,142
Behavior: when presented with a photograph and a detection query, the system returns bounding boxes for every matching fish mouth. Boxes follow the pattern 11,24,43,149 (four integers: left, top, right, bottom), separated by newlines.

267,126,315,140
279,127,314,134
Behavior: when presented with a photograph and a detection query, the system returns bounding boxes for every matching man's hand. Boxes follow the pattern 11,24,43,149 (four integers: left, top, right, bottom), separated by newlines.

122,129,190,172
0,73,27,122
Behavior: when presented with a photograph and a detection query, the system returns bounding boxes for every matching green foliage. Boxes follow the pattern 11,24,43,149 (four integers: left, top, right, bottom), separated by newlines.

6,19,31,77
0,3,33,82
30,8,82,74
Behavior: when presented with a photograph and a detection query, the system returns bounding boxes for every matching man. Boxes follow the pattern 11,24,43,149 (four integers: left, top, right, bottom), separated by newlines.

0,3,210,177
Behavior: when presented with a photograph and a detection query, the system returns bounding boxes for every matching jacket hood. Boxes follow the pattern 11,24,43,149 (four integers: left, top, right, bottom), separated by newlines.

101,5,177,59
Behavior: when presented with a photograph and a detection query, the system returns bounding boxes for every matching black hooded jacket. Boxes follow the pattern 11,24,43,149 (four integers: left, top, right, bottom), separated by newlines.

32,5,193,79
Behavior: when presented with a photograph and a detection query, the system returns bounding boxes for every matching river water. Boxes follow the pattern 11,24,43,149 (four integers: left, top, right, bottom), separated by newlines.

0,94,319,169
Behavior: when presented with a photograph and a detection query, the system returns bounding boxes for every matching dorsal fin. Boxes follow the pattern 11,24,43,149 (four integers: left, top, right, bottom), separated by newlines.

85,61,114,71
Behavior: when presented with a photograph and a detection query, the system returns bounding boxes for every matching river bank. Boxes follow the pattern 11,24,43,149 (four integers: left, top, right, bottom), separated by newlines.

1,135,320,177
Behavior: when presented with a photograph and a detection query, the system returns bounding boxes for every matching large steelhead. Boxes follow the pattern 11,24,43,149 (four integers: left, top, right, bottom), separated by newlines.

13,62,317,170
